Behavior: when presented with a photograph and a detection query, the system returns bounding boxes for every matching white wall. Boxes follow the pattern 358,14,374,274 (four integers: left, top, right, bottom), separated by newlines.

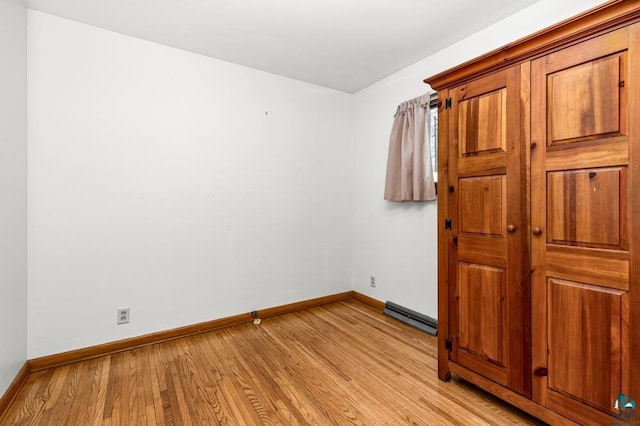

351,0,605,318
26,0,606,360
0,0,28,396
27,11,353,358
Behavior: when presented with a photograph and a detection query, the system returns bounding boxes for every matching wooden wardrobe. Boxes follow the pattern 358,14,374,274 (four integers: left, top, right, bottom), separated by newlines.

425,1,640,424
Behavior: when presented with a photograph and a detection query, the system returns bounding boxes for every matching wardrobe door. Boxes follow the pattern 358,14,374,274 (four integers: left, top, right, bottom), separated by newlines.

447,64,530,396
531,25,640,425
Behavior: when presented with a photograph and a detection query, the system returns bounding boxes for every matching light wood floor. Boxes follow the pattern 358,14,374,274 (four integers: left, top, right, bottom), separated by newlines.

2,300,542,425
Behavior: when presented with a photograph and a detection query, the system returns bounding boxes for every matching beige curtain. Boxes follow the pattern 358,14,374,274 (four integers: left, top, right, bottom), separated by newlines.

384,93,436,201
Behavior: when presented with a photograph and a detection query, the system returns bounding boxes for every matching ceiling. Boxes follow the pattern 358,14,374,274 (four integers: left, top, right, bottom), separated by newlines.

25,0,540,93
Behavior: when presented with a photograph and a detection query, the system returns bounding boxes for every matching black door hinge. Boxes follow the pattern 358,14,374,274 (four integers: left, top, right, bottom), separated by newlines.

445,338,453,351
445,98,452,109
444,218,452,230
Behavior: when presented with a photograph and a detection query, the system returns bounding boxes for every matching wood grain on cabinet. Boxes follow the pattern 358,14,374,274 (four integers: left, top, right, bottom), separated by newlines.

446,66,530,397
530,24,635,425
426,2,640,425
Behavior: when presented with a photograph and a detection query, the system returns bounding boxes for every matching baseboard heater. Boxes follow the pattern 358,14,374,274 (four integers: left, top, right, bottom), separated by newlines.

384,301,437,336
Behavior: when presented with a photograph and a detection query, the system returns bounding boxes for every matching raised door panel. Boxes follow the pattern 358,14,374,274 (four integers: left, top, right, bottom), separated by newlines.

458,262,506,365
448,64,529,395
549,55,623,143
531,26,638,425
547,279,623,413
459,176,506,237
547,167,627,249
459,89,506,154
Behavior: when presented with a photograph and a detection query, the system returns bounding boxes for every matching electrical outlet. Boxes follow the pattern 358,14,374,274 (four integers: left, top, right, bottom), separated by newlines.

117,307,130,325
370,275,376,288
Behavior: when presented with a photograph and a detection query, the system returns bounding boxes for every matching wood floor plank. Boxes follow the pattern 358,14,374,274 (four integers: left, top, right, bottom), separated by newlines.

173,338,221,425
220,331,302,424
202,328,266,424
285,308,457,424
65,358,95,424
88,356,111,426
254,318,371,424
186,334,239,424
40,362,82,425
269,314,407,423
3,368,54,425
1,300,543,425
243,330,335,424
126,349,140,425
241,323,336,424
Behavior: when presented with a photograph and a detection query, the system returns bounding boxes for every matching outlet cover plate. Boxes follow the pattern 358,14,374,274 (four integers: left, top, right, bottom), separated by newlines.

117,307,130,325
